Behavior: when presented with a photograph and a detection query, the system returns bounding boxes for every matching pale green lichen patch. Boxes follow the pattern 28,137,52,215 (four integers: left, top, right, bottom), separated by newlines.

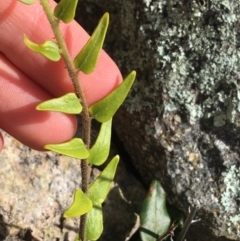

227,215,240,235
124,0,240,127
221,165,240,236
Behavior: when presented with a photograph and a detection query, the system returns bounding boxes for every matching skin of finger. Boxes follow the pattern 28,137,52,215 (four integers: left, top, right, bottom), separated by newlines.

0,0,122,106
0,53,77,151
0,0,123,150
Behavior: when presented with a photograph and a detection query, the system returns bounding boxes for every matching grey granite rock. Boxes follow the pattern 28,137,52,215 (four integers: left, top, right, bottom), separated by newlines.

77,0,240,240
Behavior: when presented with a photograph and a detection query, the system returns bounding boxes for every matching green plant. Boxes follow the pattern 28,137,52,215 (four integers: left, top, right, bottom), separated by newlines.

140,180,199,241
17,0,135,240
140,180,171,241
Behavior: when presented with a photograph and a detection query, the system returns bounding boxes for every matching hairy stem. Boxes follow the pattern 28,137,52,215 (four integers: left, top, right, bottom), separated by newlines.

40,0,80,96
39,1,91,240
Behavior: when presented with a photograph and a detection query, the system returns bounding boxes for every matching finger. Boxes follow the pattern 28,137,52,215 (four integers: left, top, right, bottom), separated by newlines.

0,0,122,150
0,53,77,151
0,0,122,106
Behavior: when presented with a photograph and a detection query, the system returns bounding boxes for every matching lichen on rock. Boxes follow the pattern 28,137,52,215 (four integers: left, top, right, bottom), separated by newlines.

221,165,240,236
79,0,240,240
79,0,240,241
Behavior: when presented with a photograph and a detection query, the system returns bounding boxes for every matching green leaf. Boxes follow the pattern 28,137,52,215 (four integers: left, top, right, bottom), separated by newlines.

88,118,112,165
140,180,171,241
86,204,103,240
74,234,80,241
88,155,119,205
89,71,136,122
63,189,92,218
44,138,89,159
18,0,35,4
74,13,109,74
24,35,61,61
36,93,82,114
54,0,78,24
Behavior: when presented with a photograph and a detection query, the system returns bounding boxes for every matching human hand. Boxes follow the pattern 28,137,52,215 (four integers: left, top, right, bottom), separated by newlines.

0,0,122,151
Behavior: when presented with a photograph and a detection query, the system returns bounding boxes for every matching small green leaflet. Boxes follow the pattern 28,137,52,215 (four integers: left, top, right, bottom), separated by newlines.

88,155,119,205
54,0,78,24
86,156,119,240
86,204,103,240
63,189,92,218
74,13,109,74
44,138,89,159
24,35,61,61
36,93,82,114
89,71,136,122
18,0,35,4
88,118,112,165
140,180,171,241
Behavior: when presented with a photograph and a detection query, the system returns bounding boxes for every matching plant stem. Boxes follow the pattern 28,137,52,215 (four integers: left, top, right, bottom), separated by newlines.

39,0,80,96
39,1,91,240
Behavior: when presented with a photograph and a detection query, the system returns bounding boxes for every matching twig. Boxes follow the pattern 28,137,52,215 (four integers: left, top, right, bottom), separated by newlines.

176,207,198,241
157,222,178,241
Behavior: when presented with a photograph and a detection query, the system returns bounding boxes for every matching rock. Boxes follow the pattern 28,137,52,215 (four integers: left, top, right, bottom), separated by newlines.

2,228,33,241
0,131,81,240
0,130,145,241
77,0,240,240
